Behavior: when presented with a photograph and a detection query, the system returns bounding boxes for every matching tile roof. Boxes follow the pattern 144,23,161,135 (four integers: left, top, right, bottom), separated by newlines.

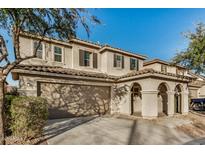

188,80,205,87
118,68,192,80
143,59,186,69
12,65,193,82
188,71,205,80
13,65,118,80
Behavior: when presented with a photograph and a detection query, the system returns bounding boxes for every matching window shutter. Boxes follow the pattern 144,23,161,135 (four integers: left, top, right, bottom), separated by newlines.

130,58,132,70
136,59,139,71
113,54,117,67
122,56,124,69
93,53,98,68
79,50,84,66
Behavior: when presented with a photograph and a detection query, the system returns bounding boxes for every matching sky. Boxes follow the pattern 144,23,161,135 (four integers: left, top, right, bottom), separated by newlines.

2,8,205,86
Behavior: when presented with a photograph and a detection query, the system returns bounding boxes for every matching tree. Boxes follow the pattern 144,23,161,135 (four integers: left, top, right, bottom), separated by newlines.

0,8,100,144
172,22,205,74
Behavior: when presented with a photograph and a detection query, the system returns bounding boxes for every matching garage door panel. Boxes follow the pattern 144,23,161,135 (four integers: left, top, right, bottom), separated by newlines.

40,82,110,119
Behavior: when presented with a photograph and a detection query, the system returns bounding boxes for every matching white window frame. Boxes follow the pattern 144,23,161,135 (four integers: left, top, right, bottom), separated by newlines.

53,45,64,63
32,40,45,60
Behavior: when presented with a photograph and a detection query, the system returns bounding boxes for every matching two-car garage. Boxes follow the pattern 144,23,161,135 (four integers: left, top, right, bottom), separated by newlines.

38,82,111,119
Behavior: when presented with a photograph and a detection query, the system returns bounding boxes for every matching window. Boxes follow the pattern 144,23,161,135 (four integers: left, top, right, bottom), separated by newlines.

54,46,62,62
130,58,139,70
84,51,90,66
114,54,124,68
79,50,91,67
161,65,167,73
33,41,43,59
116,55,122,67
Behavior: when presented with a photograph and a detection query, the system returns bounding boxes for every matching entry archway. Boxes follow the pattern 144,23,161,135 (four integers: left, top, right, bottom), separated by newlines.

131,82,142,116
158,83,169,116
174,84,182,113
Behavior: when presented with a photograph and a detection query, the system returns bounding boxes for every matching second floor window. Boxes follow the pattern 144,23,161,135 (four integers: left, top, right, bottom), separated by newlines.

161,65,167,73
130,58,139,70
33,41,43,59
79,50,91,66
54,46,62,62
84,51,90,66
114,54,124,68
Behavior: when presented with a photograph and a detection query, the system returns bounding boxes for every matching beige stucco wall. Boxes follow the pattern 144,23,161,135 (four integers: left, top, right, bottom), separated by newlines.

19,36,72,68
199,85,205,98
189,87,199,99
19,36,144,76
101,50,144,76
111,78,189,118
18,72,189,119
143,63,188,75
71,43,102,72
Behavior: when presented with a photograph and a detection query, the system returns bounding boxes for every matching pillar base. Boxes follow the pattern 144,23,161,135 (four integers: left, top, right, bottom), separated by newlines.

142,116,157,119
182,112,188,115
168,114,174,117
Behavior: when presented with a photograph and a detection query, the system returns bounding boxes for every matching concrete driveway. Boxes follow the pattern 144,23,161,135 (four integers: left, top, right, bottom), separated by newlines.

44,115,196,145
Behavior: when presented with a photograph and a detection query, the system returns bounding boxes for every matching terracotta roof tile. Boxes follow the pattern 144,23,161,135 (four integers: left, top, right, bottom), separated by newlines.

119,68,192,80
13,65,193,81
14,65,118,80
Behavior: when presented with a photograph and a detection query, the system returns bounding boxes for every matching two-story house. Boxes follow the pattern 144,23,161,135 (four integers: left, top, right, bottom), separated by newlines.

11,32,193,119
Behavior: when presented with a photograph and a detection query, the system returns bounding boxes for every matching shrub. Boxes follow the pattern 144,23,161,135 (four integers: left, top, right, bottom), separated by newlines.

4,94,17,136
10,96,48,140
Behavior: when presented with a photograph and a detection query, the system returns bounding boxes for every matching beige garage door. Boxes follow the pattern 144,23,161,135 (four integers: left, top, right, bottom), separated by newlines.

39,82,111,119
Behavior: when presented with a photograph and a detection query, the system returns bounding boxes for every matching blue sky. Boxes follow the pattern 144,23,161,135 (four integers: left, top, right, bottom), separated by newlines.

2,8,205,86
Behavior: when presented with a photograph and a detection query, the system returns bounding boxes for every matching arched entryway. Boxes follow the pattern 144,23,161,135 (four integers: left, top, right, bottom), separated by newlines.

158,83,169,116
131,83,142,116
174,84,182,113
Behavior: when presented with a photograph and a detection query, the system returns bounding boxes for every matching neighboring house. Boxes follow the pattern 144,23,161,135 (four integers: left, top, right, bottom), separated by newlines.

11,32,194,119
187,71,205,99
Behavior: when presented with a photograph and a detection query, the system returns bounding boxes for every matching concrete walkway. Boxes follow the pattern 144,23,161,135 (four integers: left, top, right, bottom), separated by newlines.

44,116,196,145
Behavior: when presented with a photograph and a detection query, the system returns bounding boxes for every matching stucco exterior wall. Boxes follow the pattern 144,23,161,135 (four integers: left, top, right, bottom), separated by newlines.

19,36,144,76
111,78,189,118
71,43,102,72
199,85,205,98
19,36,72,68
189,87,199,99
143,63,188,75
101,50,144,76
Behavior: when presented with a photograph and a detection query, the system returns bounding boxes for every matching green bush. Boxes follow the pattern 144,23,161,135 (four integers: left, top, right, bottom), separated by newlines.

10,96,48,140
4,94,17,136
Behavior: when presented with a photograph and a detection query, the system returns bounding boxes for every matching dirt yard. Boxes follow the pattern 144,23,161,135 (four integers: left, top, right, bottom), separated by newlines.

176,112,205,138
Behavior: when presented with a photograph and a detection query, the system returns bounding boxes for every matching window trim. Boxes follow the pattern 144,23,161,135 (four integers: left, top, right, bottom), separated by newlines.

52,45,64,63
32,40,45,60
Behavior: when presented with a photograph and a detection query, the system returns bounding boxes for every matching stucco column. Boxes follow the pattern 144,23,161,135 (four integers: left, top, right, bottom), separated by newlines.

181,91,189,115
110,84,121,114
141,90,158,119
167,91,175,116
